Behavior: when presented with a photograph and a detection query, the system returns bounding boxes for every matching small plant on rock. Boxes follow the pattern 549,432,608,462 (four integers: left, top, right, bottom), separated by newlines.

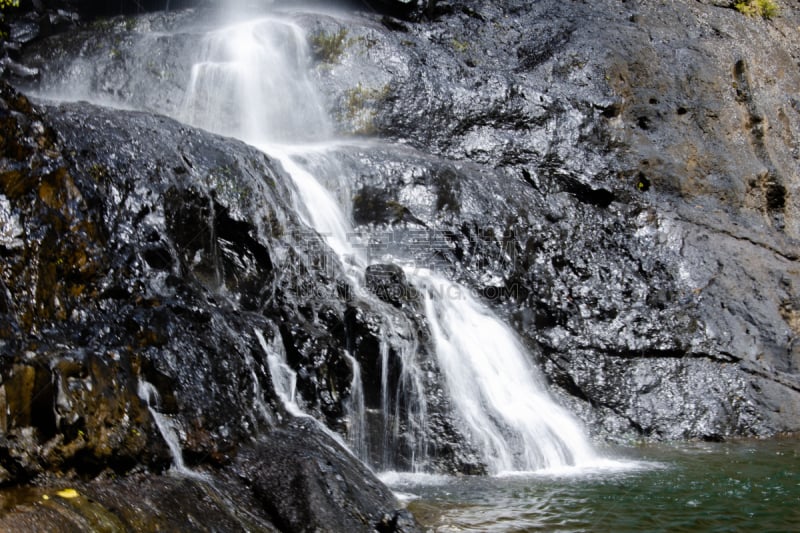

341,83,391,135
311,29,349,64
735,0,780,19
0,0,18,36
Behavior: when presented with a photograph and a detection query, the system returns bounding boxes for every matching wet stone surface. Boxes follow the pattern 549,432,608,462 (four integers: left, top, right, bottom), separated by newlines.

0,82,421,530
1,0,800,527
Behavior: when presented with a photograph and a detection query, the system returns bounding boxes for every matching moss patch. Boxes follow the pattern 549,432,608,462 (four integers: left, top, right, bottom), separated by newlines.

340,83,391,135
311,29,349,64
735,0,780,19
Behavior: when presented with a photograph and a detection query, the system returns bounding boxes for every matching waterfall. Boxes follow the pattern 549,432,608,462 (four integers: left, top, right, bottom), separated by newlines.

179,15,597,473
413,270,595,471
181,18,331,143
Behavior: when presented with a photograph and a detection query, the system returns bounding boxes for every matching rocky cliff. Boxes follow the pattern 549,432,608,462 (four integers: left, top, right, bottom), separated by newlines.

0,82,418,529
0,0,799,528
303,0,800,440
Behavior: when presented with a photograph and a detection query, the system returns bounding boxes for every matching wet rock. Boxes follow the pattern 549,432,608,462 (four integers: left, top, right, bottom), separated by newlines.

365,263,418,308
236,420,412,533
362,0,436,21
0,471,280,531
302,0,800,440
9,20,40,44
0,80,420,527
0,427,416,531
0,194,24,248
353,185,424,226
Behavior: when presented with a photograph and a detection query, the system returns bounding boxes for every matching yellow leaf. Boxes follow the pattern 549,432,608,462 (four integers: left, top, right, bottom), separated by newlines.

55,488,80,499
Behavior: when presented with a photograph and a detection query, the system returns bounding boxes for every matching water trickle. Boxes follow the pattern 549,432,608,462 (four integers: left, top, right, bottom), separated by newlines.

379,326,429,472
242,333,275,428
137,379,206,479
255,328,360,457
265,145,361,269
255,328,305,421
344,352,367,459
380,339,391,467
179,13,597,473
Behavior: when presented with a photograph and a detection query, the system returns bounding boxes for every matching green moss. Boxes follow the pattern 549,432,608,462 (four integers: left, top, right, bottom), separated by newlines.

344,84,373,115
311,29,349,64
88,163,108,182
90,18,115,32
351,34,378,51
341,83,391,135
386,200,407,219
451,39,469,53
267,208,283,238
735,0,779,19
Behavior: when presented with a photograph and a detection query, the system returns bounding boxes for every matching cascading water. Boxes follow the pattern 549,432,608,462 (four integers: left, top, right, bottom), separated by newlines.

254,328,306,421
343,352,368,459
178,15,433,470
255,326,366,460
181,18,331,143
415,270,595,471
177,13,598,474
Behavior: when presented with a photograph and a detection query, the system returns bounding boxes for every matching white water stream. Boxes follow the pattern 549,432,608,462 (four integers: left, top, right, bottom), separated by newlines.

29,10,602,475
178,15,598,473
137,379,207,479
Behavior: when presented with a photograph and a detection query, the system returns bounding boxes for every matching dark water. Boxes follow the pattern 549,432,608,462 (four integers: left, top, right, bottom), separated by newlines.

386,439,800,532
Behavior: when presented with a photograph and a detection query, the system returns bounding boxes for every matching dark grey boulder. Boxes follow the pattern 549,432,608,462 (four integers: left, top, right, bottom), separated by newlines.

365,263,418,308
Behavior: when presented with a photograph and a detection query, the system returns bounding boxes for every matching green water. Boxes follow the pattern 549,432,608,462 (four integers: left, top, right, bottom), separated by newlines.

391,439,800,532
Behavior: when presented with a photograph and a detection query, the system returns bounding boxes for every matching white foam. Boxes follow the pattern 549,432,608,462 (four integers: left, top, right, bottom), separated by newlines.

378,471,452,487
496,458,665,478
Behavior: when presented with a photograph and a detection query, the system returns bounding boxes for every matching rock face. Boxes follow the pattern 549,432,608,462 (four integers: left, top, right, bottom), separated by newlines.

299,0,800,441
0,82,419,530
2,0,800,525
360,0,436,20
365,264,418,308
0,421,413,531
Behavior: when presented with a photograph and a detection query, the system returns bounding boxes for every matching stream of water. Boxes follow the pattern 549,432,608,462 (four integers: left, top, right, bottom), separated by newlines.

178,13,598,474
